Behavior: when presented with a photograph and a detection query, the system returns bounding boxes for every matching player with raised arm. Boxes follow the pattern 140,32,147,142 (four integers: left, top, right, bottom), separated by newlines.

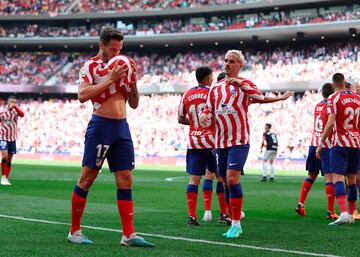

67,27,154,247
0,96,24,186
316,73,360,225
200,50,264,239
178,66,229,225
295,83,337,219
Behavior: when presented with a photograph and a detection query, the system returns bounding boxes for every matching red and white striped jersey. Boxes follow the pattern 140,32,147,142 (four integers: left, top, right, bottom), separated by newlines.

78,55,136,110
0,108,19,141
204,77,264,148
179,86,215,149
327,90,360,148
310,100,332,148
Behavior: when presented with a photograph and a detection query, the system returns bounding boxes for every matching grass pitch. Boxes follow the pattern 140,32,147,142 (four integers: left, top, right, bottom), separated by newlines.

0,160,359,257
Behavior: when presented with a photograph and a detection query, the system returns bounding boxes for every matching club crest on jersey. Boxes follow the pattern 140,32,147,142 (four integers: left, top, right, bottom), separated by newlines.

95,158,104,167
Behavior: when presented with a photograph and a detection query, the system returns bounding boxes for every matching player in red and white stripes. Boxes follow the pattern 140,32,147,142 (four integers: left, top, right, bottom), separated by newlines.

0,95,25,186
316,73,360,225
178,66,229,226
295,83,337,219
200,50,264,238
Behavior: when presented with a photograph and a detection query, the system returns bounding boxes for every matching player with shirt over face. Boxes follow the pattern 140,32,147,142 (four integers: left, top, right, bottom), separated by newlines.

316,73,360,225
295,83,337,219
178,66,229,226
67,27,154,247
199,50,265,239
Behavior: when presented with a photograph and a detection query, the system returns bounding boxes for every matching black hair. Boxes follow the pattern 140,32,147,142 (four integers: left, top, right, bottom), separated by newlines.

265,123,272,129
195,66,212,84
217,72,226,81
100,27,124,45
321,83,334,98
332,73,345,85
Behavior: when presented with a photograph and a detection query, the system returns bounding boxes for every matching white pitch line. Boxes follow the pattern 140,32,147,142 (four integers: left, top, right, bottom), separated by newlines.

0,214,342,257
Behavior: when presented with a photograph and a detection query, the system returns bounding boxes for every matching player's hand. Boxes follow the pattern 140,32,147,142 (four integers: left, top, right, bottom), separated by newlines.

315,145,322,160
280,91,294,100
9,102,16,109
108,61,128,84
199,110,213,128
225,78,241,87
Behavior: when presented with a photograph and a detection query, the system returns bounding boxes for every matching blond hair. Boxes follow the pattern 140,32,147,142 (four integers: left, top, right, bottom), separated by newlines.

226,50,245,65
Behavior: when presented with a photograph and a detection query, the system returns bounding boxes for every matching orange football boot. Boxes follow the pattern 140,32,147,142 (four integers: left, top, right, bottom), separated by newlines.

326,211,338,220
295,203,306,216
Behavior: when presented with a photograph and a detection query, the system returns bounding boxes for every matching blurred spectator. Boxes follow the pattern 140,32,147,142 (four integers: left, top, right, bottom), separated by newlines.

1,9,359,37
2,42,359,87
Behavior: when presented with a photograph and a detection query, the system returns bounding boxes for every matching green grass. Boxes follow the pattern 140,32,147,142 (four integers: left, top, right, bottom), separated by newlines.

0,161,359,257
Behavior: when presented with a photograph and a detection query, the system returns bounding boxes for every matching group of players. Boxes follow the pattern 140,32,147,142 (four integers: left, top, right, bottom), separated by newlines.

296,75,360,225
1,26,359,246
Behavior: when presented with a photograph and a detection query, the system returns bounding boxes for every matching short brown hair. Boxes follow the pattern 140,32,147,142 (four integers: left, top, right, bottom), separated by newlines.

100,27,124,45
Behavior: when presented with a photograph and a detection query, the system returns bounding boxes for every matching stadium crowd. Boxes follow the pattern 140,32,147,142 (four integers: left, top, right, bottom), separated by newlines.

1,9,359,38
1,42,359,87
1,91,319,161
0,0,265,16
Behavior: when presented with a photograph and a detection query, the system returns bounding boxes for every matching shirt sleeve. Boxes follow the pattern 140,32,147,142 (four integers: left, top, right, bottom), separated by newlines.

239,79,264,101
77,62,93,85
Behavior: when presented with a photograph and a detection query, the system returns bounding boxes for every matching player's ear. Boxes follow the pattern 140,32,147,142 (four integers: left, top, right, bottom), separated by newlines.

99,41,104,50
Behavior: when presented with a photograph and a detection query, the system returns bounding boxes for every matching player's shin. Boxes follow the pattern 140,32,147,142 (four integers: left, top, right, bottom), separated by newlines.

229,184,243,226
347,184,357,215
71,185,88,234
325,182,335,212
1,159,7,177
202,179,213,211
216,182,227,215
6,161,11,178
334,181,347,214
117,189,135,237
186,184,198,218
298,178,314,205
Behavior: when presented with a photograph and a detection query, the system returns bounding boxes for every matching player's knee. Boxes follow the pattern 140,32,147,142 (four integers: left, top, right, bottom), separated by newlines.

78,176,96,190
308,173,318,181
204,171,214,180
226,175,239,186
189,175,201,185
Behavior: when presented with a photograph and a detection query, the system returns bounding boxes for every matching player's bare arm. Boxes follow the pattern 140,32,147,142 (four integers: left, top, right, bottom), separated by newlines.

315,113,335,159
178,114,190,125
78,62,129,103
127,61,139,109
254,91,294,104
128,82,140,109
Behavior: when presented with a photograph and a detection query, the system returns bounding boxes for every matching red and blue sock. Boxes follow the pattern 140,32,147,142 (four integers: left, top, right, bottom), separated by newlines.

70,185,88,234
1,159,7,177
6,161,11,178
298,178,314,204
117,189,135,237
229,184,243,221
216,182,227,215
186,184,198,218
202,179,213,211
347,184,357,215
334,181,347,213
325,182,335,212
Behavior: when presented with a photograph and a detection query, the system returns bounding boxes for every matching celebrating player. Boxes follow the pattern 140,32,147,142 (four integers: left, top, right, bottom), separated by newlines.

67,27,154,247
178,66,229,226
200,50,264,238
316,73,360,225
295,83,337,219
0,95,24,186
